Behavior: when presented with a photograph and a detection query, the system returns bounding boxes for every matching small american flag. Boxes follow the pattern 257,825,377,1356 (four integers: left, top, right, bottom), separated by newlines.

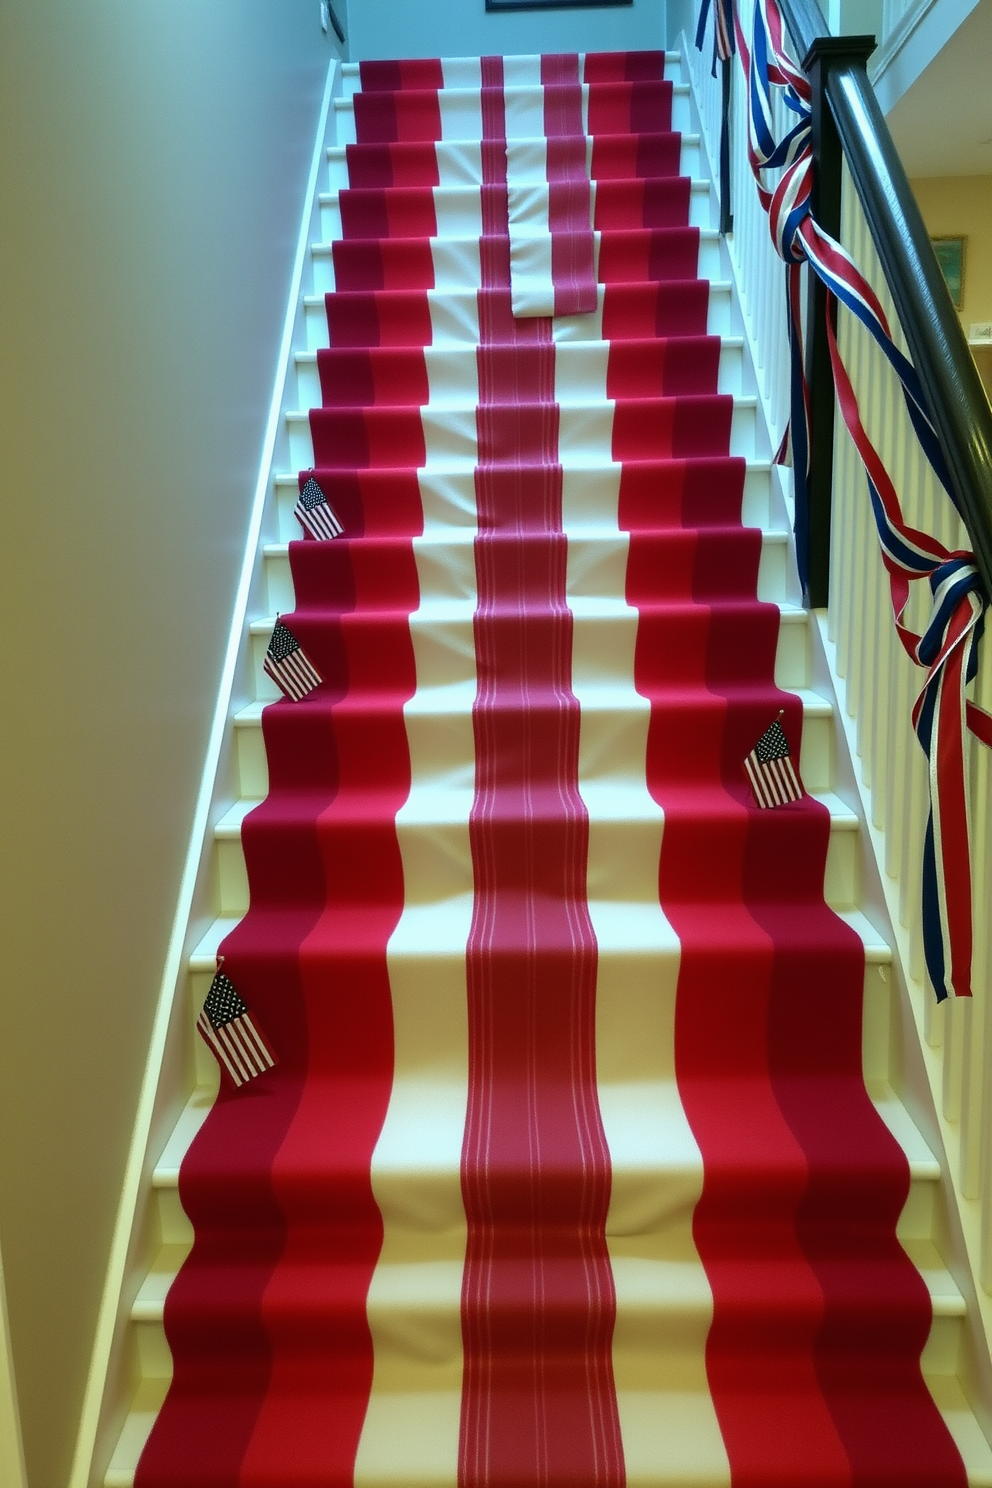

294,475,343,542
196,970,276,1087
263,620,322,702
744,713,804,808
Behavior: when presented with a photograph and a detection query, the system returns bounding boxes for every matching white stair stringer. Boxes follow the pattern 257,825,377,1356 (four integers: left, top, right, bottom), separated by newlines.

94,45,992,1488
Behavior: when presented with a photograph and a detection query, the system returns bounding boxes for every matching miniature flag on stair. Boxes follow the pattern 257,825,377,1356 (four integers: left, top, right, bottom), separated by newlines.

744,713,804,808
294,475,343,541
196,970,276,1087
263,620,322,701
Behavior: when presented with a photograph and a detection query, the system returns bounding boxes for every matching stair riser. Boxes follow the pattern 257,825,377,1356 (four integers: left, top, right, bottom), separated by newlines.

272,460,773,544
263,531,790,618
285,396,758,470
293,339,745,411
248,594,807,704
311,230,724,294
212,792,856,922
336,57,683,99
327,136,704,196
303,282,735,352
132,1321,172,1383
332,87,694,149
317,183,715,246
232,690,836,809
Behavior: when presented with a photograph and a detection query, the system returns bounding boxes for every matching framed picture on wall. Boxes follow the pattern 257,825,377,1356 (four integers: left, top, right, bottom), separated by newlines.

487,0,631,8
931,236,966,310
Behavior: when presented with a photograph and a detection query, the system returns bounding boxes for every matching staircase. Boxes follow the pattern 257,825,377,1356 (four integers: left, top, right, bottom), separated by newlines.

96,47,992,1488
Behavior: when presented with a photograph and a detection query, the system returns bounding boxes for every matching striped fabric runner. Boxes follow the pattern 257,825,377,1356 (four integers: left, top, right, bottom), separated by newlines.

135,49,967,1488
505,53,596,316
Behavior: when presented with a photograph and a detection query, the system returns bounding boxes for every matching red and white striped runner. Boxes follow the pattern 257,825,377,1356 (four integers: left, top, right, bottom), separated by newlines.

134,48,968,1488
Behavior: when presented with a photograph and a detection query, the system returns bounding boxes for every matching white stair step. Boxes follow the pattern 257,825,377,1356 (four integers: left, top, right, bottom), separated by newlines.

292,335,746,410
326,132,703,191
211,772,858,923
336,53,684,101
246,586,804,709
302,279,736,351
332,83,694,148
310,227,724,294
928,1376,992,1485
231,683,836,804
284,392,759,470
103,1379,168,1488
270,458,774,544
317,178,714,244
260,523,790,617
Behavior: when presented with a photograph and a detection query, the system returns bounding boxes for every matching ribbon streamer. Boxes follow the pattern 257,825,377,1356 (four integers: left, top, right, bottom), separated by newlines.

703,0,991,999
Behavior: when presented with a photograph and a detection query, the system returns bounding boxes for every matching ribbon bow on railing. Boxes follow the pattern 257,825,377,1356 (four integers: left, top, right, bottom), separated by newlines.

700,0,992,999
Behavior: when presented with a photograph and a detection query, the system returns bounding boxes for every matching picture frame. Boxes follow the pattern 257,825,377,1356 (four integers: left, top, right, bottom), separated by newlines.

931,236,966,310
486,0,631,9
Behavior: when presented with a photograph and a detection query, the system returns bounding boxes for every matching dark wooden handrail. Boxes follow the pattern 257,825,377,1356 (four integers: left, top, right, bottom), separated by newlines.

775,0,992,601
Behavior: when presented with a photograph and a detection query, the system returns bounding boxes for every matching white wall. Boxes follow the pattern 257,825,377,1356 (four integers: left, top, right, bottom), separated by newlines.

349,0,665,61
0,4,334,1485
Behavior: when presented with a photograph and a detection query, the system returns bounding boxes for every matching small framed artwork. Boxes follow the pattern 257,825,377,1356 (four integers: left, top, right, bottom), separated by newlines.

931,236,966,310
487,0,630,8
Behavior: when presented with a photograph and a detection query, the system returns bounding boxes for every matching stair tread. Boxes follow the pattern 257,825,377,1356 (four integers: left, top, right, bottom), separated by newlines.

233,683,834,726
319,180,710,202
272,455,772,487
334,81,692,104
264,524,789,558
287,390,754,417
249,592,795,633
302,280,733,307
312,225,722,251
295,335,744,362
214,784,855,839
327,131,703,159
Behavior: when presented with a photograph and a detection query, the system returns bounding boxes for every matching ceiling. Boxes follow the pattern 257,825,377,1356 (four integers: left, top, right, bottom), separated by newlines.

885,0,992,175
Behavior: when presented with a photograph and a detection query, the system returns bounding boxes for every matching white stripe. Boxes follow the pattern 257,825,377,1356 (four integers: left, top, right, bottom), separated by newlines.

239,1014,276,1070
558,291,730,1480
197,1015,247,1086
354,206,480,1486
438,88,482,143
214,1020,255,1084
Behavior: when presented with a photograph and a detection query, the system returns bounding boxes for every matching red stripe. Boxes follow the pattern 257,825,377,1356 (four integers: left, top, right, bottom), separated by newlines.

355,88,443,145
587,80,673,136
583,49,667,82
340,186,438,240
540,55,597,316
332,236,436,292
345,141,441,189
593,176,693,230
325,289,435,349
596,226,701,283
601,280,710,338
459,55,623,1488
590,131,682,181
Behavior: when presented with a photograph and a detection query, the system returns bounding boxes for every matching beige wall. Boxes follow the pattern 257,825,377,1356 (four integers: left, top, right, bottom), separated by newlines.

0,4,333,1485
911,174,992,331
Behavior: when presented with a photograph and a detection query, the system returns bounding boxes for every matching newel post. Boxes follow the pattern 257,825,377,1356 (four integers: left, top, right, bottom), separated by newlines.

800,33,875,608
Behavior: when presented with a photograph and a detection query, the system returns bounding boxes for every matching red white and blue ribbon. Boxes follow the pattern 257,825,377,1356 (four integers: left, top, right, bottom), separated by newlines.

695,0,737,73
703,0,991,999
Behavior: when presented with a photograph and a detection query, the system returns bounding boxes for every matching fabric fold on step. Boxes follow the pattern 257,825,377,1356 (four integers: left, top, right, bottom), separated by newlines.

506,54,596,318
